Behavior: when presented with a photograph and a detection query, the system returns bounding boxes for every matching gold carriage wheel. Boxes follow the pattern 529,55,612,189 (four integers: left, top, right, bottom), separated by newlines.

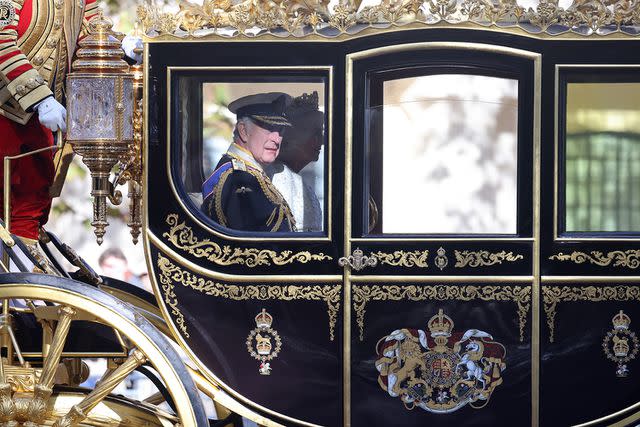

0,273,208,427
98,282,291,427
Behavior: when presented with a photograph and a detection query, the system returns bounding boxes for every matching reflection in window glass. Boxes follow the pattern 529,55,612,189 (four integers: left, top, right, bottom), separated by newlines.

371,74,518,234
565,83,640,232
181,80,326,233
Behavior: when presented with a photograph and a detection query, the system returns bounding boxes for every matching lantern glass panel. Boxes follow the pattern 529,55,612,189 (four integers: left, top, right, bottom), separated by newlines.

122,79,134,140
67,77,116,140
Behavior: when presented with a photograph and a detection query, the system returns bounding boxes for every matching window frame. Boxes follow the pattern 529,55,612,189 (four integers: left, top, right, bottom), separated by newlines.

555,65,640,240
167,66,334,241
350,52,537,240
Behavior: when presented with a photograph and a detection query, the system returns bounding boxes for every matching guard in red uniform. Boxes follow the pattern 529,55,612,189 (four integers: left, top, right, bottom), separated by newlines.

0,0,98,240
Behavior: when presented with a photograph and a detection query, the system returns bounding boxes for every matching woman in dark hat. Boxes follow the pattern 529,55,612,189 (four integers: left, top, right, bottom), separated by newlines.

266,91,324,232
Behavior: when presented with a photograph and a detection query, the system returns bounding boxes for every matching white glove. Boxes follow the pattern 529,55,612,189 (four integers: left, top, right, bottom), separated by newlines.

122,35,143,64
35,96,66,133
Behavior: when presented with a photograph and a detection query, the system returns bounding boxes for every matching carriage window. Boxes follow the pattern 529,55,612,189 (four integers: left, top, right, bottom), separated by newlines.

175,74,327,234
367,74,518,234
564,83,640,233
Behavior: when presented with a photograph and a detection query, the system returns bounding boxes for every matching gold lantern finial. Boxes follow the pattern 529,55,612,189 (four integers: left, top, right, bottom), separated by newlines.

66,12,134,245
73,11,130,74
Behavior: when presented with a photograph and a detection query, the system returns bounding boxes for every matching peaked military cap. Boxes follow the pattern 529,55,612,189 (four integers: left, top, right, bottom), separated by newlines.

228,92,292,129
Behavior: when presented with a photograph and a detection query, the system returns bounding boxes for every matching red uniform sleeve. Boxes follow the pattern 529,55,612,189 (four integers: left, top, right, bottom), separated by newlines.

0,1,52,111
80,0,99,37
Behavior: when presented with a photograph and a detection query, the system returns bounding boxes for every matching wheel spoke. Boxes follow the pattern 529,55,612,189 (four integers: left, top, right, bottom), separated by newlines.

53,349,147,427
143,391,165,405
24,306,75,426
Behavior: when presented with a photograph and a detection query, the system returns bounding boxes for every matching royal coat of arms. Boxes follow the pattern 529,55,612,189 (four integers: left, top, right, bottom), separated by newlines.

375,309,506,413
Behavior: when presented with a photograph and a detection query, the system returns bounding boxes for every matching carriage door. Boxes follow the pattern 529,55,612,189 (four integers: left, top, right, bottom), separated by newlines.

539,61,640,426
343,43,540,426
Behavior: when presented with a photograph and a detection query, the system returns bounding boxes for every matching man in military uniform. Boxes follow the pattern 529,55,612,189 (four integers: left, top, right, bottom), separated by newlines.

202,92,296,232
0,0,99,241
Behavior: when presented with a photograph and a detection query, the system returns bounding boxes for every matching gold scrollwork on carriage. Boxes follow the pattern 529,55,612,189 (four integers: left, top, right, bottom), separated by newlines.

156,254,341,339
454,250,524,268
352,284,531,342
162,214,332,267
4,366,41,393
542,285,640,343
549,250,640,269
371,250,430,268
139,0,640,38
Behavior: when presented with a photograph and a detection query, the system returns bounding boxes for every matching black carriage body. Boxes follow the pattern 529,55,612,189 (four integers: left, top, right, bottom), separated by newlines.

145,29,640,426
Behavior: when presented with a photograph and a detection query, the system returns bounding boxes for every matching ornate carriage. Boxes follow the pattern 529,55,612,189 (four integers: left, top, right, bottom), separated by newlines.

2,0,640,426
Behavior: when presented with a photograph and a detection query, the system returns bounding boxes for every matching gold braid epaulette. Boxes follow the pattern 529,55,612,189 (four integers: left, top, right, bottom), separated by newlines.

212,168,234,227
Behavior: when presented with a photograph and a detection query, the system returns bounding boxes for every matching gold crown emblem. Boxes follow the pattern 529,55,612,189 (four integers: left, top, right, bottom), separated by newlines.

613,335,630,357
256,333,272,355
612,310,631,331
427,309,454,338
255,308,273,329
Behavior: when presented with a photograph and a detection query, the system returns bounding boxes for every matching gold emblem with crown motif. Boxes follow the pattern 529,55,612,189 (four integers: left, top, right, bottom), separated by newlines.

375,308,507,413
603,310,639,377
246,309,282,375
427,309,455,351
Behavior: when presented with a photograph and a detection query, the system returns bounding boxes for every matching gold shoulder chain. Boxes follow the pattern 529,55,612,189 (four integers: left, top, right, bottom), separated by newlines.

212,168,234,227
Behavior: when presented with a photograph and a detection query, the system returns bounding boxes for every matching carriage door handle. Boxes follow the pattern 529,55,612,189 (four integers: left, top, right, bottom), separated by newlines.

338,248,378,271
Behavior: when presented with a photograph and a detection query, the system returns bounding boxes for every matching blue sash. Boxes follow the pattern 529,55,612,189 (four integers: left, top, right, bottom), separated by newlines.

202,162,232,199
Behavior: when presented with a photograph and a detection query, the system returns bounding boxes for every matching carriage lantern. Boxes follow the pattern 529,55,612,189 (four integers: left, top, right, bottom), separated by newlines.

66,13,134,245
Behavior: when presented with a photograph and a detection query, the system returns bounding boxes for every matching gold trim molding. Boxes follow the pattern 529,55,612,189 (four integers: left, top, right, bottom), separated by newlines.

162,214,332,267
542,285,640,342
549,250,640,269
156,254,341,340
5,365,41,393
139,0,640,39
352,284,531,342
371,250,429,268
454,250,524,268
